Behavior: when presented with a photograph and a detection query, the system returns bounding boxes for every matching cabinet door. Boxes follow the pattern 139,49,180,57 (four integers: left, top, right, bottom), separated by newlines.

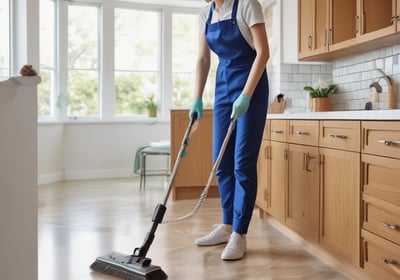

298,0,329,59
256,140,270,212
319,148,360,266
298,0,315,59
329,0,358,50
268,141,288,222
286,144,320,242
357,0,395,43
314,0,330,54
170,110,217,200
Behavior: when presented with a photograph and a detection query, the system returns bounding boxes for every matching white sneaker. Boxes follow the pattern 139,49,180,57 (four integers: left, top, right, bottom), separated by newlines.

221,232,247,260
195,224,231,246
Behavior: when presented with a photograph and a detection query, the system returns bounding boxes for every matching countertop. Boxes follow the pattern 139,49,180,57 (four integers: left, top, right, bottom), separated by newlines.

267,110,400,120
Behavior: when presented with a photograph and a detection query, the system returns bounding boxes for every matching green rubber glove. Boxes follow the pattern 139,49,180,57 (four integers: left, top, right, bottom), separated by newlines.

189,98,203,120
231,93,251,120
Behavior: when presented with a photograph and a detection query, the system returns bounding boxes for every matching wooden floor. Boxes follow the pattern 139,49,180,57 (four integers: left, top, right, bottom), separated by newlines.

38,177,350,280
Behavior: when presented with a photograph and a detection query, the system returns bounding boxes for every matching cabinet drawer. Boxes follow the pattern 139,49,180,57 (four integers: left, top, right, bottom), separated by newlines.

270,120,287,142
287,120,319,146
263,120,271,140
362,154,400,207
319,121,360,152
362,121,400,159
362,230,400,280
363,194,400,246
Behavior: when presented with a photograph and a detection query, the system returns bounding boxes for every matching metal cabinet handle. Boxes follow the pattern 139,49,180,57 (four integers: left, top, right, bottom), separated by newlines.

382,258,400,275
307,35,312,49
303,153,315,172
295,131,309,136
328,134,348,139
378,140,400,146
264,189,268,201
381,221,400,230
272,130,284,134
355,16,359,34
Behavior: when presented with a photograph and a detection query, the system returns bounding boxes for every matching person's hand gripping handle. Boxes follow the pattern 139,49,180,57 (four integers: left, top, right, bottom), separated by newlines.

231,93,251,121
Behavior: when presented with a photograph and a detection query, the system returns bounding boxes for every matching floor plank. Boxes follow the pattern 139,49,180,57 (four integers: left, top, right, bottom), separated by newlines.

38,177,349,280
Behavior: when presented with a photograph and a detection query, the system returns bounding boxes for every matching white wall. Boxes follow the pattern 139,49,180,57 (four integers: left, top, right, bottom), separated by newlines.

37,124,64,184
0,76,40,280
38,121,170,184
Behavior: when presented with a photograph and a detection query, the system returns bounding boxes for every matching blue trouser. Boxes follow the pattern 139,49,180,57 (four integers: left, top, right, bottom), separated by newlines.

213,87,267,234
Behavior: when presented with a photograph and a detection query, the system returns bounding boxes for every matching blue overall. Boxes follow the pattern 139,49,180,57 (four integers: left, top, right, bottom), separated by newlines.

205,0,269,234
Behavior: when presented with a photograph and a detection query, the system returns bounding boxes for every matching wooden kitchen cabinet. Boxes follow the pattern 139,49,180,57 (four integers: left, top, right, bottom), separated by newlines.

298,0,329,59
285,120,320,242
319,121,361,267
287,143,320,242
298,0,357,60
170,109,219,200
361,121,400,280
267,120,288,223
256,120,271,214
328,0,358,50
298,0,400,61
357,0,396,43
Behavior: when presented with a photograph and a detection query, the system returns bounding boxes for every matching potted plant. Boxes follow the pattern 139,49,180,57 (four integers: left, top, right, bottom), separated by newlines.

304,83,338,112
144,95,158,117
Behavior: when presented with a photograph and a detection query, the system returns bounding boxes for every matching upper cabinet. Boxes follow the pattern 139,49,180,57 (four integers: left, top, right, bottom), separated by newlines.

298,0,400,61
357,0,396,42
298,0,326,59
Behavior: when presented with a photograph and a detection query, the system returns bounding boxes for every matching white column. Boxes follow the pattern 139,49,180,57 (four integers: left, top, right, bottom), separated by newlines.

0,76,40,280
11,0,40,75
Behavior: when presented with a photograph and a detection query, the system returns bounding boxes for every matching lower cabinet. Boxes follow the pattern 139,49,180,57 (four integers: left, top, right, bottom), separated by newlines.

361,121,400,279
268,140,288,223
362,229,400,280
256,119,363,277
319,147,360,266
170,109,219,200
286,143,319,242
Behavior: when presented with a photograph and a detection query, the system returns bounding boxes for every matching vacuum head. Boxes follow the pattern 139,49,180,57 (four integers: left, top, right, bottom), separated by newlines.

90,252,167,280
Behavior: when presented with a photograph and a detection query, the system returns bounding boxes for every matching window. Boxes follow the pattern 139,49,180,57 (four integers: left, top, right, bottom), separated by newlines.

39,0,56,117
68,4,100,117
0,0,10,80
35,2,204,120
114,8,159,116
172,13,215,108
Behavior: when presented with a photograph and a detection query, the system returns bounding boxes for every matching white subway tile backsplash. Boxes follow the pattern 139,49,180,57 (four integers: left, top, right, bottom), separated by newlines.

375,58,384,69
298,65,311,73
270,45,399,112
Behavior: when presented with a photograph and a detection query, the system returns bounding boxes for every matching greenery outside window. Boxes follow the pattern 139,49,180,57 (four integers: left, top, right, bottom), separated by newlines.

172,12,215,109
68,4,100,117
114,8,159,117
0,0,10,80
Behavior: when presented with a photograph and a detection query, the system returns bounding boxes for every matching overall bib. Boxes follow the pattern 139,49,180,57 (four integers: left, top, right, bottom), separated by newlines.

205,0,269,234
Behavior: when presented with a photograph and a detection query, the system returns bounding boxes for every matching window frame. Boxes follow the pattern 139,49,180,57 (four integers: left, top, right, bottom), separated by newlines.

0,0,11,80
37,1,203,123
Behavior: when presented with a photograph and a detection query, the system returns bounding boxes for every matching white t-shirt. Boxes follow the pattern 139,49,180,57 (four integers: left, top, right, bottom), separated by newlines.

199,0,265,49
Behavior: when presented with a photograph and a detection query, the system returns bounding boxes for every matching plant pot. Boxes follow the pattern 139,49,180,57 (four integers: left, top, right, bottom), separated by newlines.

147,108,157,118
312,97,330,112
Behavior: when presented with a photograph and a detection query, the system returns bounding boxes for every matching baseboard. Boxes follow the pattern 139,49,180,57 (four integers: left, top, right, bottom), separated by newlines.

38,168,170,185
38,172,64,185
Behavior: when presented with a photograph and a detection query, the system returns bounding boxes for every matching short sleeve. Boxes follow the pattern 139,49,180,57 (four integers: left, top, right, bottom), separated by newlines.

199,4,211,34
242,0,264,27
